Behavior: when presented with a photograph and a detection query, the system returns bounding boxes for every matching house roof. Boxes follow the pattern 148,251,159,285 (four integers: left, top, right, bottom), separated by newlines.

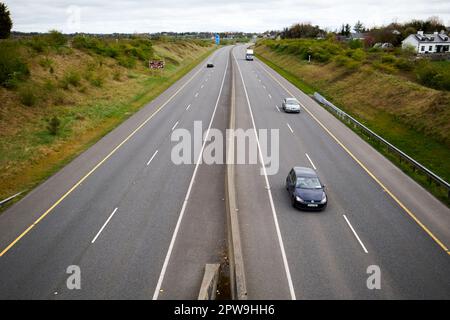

413,32,449,43
350,32,367,39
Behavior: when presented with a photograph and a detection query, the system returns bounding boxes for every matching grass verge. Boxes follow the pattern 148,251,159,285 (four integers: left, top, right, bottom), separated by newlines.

256,53,315,94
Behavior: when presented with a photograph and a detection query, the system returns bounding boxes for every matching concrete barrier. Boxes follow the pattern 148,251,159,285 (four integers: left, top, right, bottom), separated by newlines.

198,263,221,300
225,49,248,300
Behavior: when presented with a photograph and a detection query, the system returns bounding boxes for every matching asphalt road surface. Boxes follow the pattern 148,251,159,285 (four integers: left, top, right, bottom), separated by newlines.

0,44,449,300
231,45,450,299
0,46,232,299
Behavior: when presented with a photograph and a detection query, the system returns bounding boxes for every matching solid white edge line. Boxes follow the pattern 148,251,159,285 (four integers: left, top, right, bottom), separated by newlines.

286,123,294,134
91,208,118,243
343,214,368,254
305,153,317,170
171,121,179,131
232,49,297,300
152,52,229,300
146,150,159,166
276,105,280,112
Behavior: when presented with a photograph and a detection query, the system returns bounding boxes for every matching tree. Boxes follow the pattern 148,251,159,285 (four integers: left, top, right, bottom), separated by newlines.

339,23,352,36
0,2,12,39
354,20,365,33
281,23,324,39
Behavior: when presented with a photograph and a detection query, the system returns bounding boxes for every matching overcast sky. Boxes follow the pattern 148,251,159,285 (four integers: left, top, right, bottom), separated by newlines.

6,0,450,34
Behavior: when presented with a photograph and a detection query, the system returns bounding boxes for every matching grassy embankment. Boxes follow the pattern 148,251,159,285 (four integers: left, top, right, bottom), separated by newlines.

0,33,215,209
255,39,450,205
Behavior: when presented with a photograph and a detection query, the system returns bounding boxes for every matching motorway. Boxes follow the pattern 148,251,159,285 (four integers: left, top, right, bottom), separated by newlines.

0,44,449,299
232,45,450,299
0,46,232,299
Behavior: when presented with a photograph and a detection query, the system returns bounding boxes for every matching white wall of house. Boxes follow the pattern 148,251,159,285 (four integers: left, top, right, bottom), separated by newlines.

402,35,419,52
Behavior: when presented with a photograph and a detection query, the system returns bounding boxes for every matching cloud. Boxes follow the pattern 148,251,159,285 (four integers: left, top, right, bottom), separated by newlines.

5,0,450,33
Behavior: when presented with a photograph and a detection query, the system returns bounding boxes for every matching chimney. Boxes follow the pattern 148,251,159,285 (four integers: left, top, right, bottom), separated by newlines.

418,30,424,36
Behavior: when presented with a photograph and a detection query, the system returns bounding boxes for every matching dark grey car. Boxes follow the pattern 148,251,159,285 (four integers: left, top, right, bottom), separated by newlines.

286,167,327,210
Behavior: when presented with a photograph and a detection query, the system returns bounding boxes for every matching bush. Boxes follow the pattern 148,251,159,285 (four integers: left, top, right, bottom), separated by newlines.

395,58,414,71
45,30,67,47
26,31,67,53
348,39,363,49
27,37,48,53
0,42,30,87
117,55,136,68
415,62,450,90
43,79,56,92
264,39,343,63
60,70,81,89
334,55,351,67
381,54,396,64
89,76,103,87
72,35,154,63
373,61,397,74
19,85,38,106
47,116,61,135
72,36,118,57
344,59,361,71
39,57,54,70
351,49,366,61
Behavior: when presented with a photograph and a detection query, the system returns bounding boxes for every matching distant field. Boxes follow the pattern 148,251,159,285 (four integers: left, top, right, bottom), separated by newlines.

256,41,450,204
0,34,215,206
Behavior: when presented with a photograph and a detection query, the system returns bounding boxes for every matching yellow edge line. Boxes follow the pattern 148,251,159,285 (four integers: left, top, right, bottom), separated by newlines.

0,62,207,257
258,60,449,254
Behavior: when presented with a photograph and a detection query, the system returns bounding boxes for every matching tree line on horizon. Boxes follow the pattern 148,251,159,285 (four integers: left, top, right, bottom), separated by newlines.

277,16,447,46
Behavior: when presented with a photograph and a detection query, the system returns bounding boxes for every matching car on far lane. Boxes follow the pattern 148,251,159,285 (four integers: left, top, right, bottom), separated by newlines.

286,167,327,210
282,98,301,113
207,63,214,68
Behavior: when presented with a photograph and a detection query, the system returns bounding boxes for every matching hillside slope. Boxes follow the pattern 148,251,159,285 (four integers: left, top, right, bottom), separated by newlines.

0,36,214,203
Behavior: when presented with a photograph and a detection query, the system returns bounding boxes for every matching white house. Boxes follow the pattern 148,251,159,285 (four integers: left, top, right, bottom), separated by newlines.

402,30,449,54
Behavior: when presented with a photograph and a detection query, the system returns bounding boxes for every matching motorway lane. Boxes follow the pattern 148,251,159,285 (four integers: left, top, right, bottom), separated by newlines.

0,46,231,299
233,54,293,299
156,50,231,299
233,45,450,299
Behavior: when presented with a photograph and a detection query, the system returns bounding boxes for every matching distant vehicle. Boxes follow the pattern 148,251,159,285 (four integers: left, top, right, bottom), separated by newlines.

282,98,301,113
246,49,254,61
286,167,327,210
207,63,214,68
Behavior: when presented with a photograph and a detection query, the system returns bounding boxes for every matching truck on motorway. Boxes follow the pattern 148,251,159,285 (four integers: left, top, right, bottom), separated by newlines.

246,49,254,61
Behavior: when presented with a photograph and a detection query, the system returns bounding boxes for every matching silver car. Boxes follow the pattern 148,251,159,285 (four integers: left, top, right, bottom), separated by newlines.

282,98,301,113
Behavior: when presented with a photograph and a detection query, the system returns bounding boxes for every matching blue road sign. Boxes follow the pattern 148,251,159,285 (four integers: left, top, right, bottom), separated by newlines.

215,34,220,45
